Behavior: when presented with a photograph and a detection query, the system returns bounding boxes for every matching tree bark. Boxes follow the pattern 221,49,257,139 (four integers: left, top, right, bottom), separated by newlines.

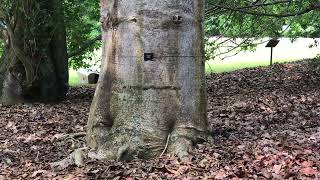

87,0,207,161
0,0,68,104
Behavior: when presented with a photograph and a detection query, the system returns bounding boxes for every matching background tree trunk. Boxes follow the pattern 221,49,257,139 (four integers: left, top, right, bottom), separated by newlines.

87,0,207,161
0,0,68,104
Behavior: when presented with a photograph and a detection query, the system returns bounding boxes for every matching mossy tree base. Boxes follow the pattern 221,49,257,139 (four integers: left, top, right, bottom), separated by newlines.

87,123,207,161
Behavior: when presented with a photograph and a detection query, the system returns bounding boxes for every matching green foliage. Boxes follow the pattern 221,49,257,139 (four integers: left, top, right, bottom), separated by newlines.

64,0,101,70
204,0,320,61
1,0,320,69
284,12,320,38
0,0,55,61
308,55,320,72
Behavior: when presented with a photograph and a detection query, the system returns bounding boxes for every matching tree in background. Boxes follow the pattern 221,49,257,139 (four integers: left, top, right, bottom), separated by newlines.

0,0,68,104
0,0,101,104
86,0,207,161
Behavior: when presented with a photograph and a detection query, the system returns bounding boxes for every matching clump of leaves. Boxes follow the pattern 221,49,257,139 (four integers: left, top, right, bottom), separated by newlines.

308,55,320,72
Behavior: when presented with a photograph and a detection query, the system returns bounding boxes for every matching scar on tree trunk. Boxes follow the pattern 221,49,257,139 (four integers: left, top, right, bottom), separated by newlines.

86,0,208,161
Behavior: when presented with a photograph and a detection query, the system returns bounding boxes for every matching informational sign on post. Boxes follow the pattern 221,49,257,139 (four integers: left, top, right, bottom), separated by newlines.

266,39,280,66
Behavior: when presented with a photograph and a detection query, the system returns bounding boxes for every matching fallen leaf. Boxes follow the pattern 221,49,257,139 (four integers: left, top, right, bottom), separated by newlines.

31,170,47,178
301,161,313,168
300,167,318,176
273,164,282,174
215,170,227,179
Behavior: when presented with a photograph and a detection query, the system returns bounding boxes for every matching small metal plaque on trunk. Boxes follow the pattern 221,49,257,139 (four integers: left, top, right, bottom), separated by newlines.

144,53,154,61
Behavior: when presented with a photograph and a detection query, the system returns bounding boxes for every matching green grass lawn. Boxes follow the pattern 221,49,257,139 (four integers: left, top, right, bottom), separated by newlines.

68,58,300,86
69,69,80,86
205,58,302,74
68,37,319,86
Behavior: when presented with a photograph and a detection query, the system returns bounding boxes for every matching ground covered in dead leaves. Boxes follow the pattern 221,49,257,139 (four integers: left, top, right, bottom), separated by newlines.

1,60,320,179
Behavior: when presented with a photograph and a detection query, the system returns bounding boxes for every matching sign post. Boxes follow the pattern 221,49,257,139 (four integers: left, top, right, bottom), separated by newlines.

266,39,280,66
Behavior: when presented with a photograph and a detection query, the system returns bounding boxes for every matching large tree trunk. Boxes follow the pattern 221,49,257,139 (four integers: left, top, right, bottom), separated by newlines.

0,0,68,104
87,0,207,161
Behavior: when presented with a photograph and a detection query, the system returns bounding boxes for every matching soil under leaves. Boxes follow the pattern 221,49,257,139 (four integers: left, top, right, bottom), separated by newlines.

1,60,320,179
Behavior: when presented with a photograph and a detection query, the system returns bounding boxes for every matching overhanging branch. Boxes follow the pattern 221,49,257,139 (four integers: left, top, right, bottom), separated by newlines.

206,0,292,16
211,3,320,17
67,35,102,59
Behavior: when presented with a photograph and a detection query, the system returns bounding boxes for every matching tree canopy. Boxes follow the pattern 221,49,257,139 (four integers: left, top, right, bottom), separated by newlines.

1,0,320,69
205,0,320,60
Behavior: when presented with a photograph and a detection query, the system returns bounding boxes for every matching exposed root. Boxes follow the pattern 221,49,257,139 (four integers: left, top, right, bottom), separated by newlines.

51,130,204,168
50,147,88,170
116,144,130,161
87,144,132,161
169,137,193,162
168,127,209,161
52,132,86,141
87,149,110,160
160,133,171,157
